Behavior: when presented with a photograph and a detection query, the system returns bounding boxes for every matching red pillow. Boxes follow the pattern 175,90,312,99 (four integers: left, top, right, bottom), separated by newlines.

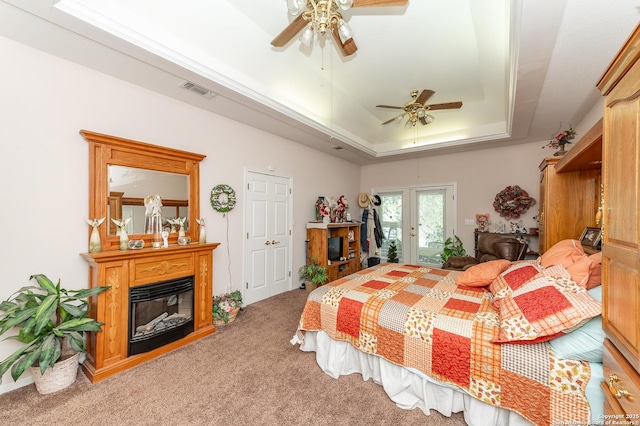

455,259,512,287
492,265,602,344
489,261,542,309
539,239,585,268
565,251,603,289
586,252,602,289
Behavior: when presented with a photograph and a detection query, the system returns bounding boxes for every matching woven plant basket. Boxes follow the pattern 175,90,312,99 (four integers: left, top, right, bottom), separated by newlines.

29,352,80,394
213,307,240,326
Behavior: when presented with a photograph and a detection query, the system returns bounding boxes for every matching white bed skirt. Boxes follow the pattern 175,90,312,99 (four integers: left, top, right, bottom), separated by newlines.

298,330,532,426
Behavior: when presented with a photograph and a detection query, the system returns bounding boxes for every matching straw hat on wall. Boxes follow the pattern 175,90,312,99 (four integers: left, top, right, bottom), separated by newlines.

358,193,371,208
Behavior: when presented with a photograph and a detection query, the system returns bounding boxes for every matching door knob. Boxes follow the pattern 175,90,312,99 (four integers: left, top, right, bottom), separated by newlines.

271,240,279,245
264,241,271,245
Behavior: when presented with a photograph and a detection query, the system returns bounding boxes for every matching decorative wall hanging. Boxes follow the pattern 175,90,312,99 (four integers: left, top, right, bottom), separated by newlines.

493,185,536,219
210,184,236,213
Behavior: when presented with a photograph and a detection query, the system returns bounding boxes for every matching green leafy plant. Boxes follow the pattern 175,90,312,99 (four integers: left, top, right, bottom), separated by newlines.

212,290,243,324
442,235,467,262
298,257,328,287
387,240,399,263
0,274,109,383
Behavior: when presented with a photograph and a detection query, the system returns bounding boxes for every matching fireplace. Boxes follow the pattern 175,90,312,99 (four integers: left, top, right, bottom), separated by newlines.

129,275,195,356
81,243,218,382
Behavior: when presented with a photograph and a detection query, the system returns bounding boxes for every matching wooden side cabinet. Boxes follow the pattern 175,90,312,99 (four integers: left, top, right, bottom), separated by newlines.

307,222,361,283
597,23,640,418
538,150,601,253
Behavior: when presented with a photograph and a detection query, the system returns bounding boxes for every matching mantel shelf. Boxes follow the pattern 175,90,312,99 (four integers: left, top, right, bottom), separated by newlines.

81,242,220,263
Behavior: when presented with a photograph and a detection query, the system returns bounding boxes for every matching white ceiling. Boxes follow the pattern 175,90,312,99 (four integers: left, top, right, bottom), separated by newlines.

1,0,639,164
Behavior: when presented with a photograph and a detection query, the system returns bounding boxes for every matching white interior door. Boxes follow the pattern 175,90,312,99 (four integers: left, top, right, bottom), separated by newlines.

244,171,292,305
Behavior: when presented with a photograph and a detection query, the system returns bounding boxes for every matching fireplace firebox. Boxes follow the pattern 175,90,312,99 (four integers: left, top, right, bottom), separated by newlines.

129,275,194,356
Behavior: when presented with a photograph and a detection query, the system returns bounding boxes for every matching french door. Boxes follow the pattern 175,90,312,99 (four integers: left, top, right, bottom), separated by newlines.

244,171,293,305
376,185,456,265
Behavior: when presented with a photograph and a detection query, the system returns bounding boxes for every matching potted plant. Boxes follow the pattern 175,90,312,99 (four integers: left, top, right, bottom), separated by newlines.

298,257,328,292
212,290,243,325
442,235,467,262
0,274,109,394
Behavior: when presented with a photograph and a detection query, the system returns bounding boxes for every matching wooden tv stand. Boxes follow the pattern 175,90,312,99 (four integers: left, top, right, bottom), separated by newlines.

307,222,361,282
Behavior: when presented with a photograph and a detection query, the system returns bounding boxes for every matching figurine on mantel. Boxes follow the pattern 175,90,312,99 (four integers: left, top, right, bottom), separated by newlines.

87,217,105,253
196,218,206,244
166,218,178,233
176,217,187,237
144,194,163,249
111,217,131,250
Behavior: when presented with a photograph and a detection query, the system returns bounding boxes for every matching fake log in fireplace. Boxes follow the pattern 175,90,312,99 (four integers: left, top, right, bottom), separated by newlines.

129,275,194,356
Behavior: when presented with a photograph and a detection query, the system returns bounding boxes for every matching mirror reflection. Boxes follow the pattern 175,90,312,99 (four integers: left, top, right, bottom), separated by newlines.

108,166,189,236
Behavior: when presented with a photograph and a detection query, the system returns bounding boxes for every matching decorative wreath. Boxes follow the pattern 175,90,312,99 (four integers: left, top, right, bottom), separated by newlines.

210,184,236,213
493,185,536,219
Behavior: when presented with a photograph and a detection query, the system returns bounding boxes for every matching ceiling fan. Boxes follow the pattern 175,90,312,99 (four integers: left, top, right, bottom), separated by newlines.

271,0,408,57
377,90,463,127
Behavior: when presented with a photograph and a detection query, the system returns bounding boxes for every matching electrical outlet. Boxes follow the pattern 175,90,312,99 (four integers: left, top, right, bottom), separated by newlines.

464,219,475,226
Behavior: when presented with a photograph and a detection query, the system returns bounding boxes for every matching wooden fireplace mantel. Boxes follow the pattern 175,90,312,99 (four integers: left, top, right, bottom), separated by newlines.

80,242,219,382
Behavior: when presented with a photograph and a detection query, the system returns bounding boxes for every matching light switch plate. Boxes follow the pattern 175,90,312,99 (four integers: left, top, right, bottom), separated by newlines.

464,219,475,226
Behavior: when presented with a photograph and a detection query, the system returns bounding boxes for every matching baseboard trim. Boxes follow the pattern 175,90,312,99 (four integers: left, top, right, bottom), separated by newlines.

0,375,33,395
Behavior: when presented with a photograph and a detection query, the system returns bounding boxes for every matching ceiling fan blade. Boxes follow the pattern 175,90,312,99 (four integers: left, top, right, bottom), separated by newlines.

353,0,409,7
427,101,463,111
381,117,399,125
271,15,308,47
415,89,435,105
330,27,358,56
376,104,404,109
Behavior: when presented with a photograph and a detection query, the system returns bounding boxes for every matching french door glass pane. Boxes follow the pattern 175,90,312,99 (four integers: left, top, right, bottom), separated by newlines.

417,190,445,265
379,193,403,262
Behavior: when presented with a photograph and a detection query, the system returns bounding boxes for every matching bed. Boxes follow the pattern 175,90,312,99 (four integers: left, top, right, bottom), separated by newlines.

292,248,605,426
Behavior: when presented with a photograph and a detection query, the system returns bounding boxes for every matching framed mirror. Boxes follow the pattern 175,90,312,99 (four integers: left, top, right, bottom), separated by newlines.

107,166,189,236
82,130,205,251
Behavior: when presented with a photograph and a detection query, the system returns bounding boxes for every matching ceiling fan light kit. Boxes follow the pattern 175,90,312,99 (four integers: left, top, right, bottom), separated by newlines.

274,0,408,56
377,89,462,127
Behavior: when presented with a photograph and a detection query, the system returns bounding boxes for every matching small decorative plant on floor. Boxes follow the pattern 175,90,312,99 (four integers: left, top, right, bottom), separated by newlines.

0,274,109,391
298,257,328,292
387,240,399,263
212,290,243,324
442,235,467,262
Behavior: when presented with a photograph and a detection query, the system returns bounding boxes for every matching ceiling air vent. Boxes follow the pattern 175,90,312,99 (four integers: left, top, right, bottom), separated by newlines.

331,146,346,151
179,81,217,99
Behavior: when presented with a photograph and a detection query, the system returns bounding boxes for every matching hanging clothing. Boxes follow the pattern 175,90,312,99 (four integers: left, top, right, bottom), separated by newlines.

367,208,379,256
360,208,369,252
373,208,384,249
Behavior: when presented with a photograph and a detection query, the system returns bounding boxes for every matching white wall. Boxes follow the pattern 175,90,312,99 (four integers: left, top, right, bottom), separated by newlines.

0,36,360,392
360,101,604,257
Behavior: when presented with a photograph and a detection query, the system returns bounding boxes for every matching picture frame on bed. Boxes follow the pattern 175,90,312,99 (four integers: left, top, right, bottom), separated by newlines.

579,227,602,248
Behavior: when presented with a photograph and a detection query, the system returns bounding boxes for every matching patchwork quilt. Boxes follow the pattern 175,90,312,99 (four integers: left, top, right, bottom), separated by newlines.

296,263,592,426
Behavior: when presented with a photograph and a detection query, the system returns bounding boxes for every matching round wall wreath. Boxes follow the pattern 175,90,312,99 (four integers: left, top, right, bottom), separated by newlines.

210,184,236,213
493,185,536,219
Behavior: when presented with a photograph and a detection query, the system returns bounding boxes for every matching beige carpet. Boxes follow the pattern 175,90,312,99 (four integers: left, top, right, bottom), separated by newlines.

0,288,467,425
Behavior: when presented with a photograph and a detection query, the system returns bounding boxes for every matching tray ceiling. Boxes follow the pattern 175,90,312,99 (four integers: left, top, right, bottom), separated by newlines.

1,0,638,164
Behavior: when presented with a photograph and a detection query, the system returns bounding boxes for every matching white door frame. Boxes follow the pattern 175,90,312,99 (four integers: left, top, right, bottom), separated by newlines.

243,169,293,305
373,183,457,264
